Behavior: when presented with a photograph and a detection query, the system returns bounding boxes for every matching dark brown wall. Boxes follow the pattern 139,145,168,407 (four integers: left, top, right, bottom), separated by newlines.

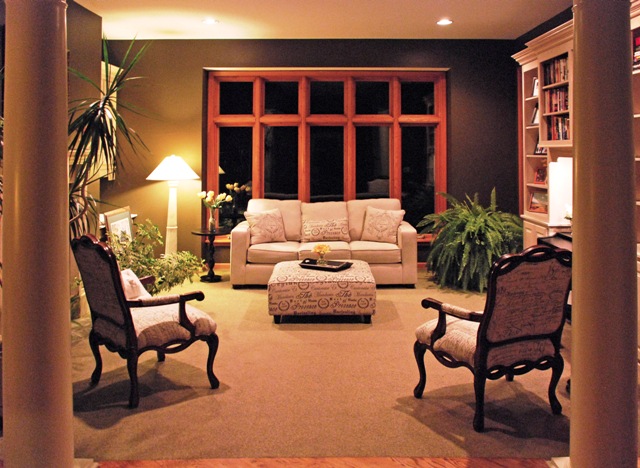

103,39,520,253
67,1,102,105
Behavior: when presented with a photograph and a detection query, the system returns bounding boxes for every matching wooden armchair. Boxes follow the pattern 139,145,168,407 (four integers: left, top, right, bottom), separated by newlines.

71,234,220,408
413,245,572,432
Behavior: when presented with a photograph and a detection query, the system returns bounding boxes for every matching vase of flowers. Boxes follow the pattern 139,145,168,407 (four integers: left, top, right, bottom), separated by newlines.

198,190,232,231
312,244,331,265
225,182,251,212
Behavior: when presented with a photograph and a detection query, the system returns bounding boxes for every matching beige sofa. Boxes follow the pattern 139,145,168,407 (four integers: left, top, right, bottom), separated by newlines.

230,198,417,287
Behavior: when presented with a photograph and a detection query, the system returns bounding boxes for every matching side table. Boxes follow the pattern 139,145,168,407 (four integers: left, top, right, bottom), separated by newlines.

191,227,231,283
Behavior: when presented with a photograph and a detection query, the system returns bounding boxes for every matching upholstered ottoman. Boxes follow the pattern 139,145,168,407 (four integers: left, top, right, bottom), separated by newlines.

267,259,376,324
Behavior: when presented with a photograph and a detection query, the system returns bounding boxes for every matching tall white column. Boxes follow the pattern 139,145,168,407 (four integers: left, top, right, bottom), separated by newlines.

3,0,75,466
571,0,638,466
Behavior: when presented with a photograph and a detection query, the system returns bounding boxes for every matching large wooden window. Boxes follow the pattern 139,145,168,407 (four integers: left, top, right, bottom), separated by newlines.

203,69,447,227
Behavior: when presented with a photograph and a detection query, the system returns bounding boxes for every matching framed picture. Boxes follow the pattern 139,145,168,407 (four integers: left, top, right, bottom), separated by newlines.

532,77,539,97
534,166,547,184
103,206,133,241
528,192,548,213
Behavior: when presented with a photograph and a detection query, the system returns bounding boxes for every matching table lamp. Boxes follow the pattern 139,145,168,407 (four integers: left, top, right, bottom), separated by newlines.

147,155,199,255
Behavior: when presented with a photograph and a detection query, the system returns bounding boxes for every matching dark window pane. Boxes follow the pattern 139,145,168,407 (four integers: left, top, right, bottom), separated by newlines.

219,127,252,227
220,82,253,114
265,82,298,114
356,82,389,114
265,126,298,199
401,82,435,115
402,126,435,227
356,126,389,198
310,81,344,114
310,126,343,201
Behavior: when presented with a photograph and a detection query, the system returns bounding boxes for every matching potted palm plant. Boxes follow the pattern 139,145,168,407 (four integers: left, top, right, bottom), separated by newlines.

68,38,150,238
417,188,523,292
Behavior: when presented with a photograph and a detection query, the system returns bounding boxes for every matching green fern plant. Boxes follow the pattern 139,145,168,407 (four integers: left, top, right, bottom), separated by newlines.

108,219,203,295
417,188,523,292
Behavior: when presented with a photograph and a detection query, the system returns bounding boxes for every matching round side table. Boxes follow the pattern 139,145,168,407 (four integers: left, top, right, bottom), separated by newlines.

191,227,231,283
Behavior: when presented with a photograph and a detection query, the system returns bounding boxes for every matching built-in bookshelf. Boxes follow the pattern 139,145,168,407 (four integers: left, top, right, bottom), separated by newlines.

513,23,574,247
632,14,640,244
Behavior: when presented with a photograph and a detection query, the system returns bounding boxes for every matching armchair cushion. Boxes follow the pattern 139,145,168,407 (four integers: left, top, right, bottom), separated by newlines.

121,269,152,300
361,206,405,243
245,208,287,244
131,304,217,349
416,316,478,365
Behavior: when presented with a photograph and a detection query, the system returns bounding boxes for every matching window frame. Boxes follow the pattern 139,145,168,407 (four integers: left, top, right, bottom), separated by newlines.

203,68,447,215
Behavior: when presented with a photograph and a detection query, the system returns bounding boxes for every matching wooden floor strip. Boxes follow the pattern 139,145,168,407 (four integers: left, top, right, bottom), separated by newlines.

97,458,551,468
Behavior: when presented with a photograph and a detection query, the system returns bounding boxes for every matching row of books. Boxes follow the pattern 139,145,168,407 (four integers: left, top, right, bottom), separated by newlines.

546,116,570,141
543,88,569,113
542,55,569,86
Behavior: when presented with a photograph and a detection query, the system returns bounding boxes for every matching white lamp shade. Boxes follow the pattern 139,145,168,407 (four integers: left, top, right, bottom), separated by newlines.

147,155,200,181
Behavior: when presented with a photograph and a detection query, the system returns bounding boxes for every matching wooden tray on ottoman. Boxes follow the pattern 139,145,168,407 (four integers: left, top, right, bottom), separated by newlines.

299,258,353,272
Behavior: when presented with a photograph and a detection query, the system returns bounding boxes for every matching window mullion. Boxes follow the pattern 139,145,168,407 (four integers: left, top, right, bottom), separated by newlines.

253,77,265,197
299,77,310,201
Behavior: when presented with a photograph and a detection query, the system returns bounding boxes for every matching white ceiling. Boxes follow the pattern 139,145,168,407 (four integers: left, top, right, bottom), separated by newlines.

74,0,574,40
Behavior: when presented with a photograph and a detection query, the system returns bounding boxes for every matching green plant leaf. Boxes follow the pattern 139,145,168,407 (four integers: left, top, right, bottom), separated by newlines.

419,188,523,292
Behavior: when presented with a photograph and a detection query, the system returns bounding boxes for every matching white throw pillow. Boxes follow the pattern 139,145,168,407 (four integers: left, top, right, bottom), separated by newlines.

301,218,350,242
361,206,405,243
245,208,287,244
120,269,152,300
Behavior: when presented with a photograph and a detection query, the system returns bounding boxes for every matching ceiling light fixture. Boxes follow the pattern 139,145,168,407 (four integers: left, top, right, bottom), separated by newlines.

203,17,220,25
437,18,453,26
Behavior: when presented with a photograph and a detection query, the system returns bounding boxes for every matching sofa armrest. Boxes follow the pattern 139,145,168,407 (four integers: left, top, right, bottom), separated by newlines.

397,221,417,248
398,221,418,285
230,221,251,285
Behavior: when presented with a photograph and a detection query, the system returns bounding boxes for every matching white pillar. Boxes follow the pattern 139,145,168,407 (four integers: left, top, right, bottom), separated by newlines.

571,1,638,466
3,0,75,466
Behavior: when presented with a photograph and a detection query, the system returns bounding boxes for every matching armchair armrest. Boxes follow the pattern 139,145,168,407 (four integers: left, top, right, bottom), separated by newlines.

138,275,155,286
442,303,483,322
421,297,483,344
127,291,205,333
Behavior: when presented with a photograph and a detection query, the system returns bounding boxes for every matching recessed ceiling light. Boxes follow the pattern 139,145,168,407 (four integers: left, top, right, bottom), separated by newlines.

437,18,453,26
203,17,220,25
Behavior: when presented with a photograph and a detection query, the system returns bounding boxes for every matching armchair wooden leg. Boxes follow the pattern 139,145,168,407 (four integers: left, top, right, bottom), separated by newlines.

127,355,140,409
205,334,220,389
473,374,486,432
89,331,102,386
549,356,564,415
413,341,428,398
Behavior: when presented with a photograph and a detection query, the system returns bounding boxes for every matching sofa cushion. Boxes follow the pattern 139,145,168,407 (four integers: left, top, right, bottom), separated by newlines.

301,218,350,242
298,241,351,260
361,206,405,243
301,201,350,241
245,209,287,244
347,198,402,241
350,240,402,264
246,199,302,241
247,241,300,264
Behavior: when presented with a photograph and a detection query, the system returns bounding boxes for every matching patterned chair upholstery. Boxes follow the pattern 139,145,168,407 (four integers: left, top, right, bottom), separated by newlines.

71,234,220,408
413,245,572,432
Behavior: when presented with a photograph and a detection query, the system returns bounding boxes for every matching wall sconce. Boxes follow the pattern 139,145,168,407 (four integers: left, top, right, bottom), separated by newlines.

147,155,199,255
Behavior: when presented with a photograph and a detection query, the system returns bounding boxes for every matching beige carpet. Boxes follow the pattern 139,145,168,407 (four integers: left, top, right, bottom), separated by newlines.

68,267,573,462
